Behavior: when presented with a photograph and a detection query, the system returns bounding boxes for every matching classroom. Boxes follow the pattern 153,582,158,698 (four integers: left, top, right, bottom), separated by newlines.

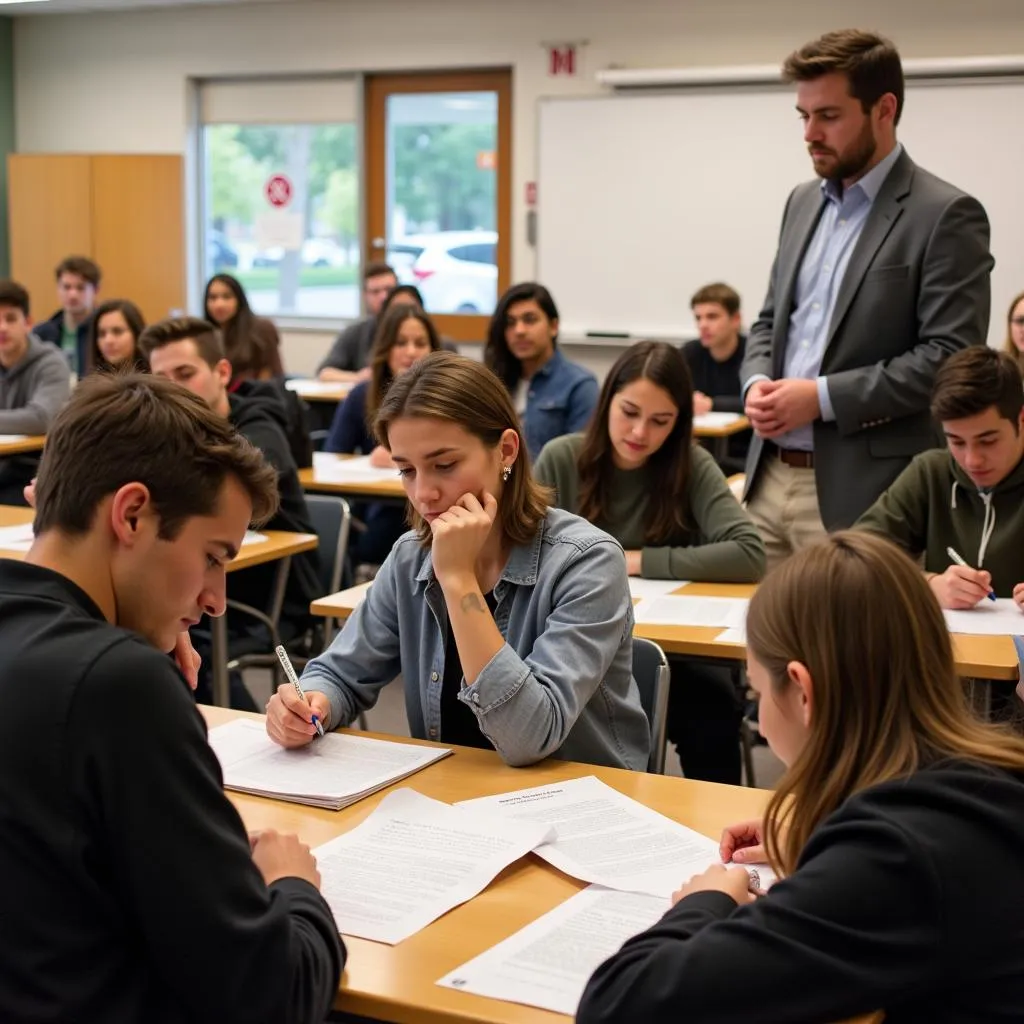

2,0,1024,1021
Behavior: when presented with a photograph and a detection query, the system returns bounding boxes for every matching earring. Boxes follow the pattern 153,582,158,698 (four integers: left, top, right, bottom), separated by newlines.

502,464,512,482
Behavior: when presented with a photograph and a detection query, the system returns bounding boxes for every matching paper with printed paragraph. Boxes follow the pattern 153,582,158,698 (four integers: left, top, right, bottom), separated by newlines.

313,788,553,945
437,885,669,1015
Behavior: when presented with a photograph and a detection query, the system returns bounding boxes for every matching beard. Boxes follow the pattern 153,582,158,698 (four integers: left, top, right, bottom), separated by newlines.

809,119,878,185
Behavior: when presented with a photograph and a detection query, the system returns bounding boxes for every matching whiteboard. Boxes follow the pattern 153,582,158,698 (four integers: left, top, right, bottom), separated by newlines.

537,79,1023,348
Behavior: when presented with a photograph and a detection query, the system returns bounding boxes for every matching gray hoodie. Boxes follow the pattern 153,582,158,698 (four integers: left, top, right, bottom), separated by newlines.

0,334,71,434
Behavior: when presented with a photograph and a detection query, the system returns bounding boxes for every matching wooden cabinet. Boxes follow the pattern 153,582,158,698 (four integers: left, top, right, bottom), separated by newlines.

7,154,185,325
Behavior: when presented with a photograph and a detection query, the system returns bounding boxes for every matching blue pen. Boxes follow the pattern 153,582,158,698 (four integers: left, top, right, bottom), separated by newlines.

275,644,324,737
946,546,997,602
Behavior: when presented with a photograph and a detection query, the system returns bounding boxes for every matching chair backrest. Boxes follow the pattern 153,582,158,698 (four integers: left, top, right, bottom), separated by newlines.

303,494,351,598
632,637,671,774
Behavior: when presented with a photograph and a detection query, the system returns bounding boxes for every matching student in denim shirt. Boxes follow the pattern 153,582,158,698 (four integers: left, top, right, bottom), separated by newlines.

266,352,649,770
485,283,598,459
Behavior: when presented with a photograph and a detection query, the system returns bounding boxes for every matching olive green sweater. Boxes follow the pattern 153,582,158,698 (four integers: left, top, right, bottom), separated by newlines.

855,447,1024,597
534,433,765,582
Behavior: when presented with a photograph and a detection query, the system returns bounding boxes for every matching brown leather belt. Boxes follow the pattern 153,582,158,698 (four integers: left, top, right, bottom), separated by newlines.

765,441,814,469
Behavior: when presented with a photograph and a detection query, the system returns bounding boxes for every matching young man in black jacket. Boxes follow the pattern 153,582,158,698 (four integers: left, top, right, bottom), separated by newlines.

32,254,101,377
142,317,320,707
0,372,343,1022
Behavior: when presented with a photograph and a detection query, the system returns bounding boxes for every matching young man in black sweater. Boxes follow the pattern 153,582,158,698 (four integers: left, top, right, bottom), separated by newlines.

0,372,343,1022
680,282,751,473
142,317,320,708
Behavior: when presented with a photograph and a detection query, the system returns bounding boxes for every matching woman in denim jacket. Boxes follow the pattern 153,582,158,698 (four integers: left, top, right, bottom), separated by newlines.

266,352,649,770
485,283,599,459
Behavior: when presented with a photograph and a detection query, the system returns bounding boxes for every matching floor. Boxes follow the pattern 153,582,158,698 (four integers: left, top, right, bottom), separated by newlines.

242,667,786,789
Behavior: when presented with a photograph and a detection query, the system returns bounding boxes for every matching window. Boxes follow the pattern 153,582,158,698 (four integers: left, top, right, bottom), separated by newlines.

198,78,359,320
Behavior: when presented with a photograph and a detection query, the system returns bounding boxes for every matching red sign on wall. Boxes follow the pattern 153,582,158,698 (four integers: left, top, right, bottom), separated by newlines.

548,45,577,77
525,182,538,206
264,174,293,208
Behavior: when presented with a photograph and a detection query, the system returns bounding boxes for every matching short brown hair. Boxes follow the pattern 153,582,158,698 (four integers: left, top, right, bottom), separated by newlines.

0,280,30,316
55,256,102,288
690,282,741,317
363,262,397,284
375,351,550,547
34,373,278,539
783,29,904,125
139,316,226,369
931,346,1024,427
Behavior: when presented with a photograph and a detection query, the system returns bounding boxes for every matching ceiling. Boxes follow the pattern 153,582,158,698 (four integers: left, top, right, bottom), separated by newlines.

2,0,292,14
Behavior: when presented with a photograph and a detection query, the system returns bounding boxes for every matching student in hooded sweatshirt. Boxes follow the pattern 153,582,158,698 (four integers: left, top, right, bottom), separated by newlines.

535,341,765,782
856,345,1024,611
141,318,319,707
578,531,1024,1024
0,372,343,1023
0,279,72,505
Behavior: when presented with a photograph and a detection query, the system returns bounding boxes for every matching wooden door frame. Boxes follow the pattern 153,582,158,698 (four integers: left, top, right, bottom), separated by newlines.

364,69,512,344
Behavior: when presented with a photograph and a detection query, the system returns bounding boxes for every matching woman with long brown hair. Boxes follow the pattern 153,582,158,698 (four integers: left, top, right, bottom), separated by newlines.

266,352,650,769
204,273,283,383
535,340,764,783
579,530,1024,1023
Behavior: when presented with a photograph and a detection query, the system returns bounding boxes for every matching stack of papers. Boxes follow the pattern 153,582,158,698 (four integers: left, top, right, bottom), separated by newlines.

313,789,553,944
207,719,451,810
311,452,403,484
632,594,749,629
0,521,34,552
943,599,1024,636
437,885,670,1016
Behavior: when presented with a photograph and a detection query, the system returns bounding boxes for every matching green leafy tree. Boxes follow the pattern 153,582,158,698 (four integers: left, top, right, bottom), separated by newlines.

206,125,267,228
323,167,358,247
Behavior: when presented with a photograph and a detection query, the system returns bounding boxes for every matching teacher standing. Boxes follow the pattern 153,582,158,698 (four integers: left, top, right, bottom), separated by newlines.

741,29,993,566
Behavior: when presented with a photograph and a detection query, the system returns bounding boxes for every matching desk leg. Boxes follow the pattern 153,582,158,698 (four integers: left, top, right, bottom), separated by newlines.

211,613,230,707
712,435,728,462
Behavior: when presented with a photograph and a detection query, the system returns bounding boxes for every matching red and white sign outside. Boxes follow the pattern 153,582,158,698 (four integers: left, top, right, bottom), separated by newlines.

264,174,293,208
548,45,577,77
525,182,538,206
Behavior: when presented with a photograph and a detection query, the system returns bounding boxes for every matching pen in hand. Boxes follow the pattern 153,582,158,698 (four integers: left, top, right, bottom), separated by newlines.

946,546,997,602
275,645,324,737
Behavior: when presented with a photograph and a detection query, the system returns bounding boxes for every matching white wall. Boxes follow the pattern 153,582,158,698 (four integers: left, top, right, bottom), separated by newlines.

14,0,1024,374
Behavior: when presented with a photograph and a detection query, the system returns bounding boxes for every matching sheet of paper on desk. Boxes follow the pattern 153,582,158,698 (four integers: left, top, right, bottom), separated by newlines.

693,412,743,428
0,521,34,551
208,719,451,810
943,599,1024,636
285,379,349,396
0,433,29,442
628,578,688,603
311,452,402,483
716,626,746,643
632,594,748,629
241,531,267,546
437,884,669,1016
314,788,553,945
457,775,752,897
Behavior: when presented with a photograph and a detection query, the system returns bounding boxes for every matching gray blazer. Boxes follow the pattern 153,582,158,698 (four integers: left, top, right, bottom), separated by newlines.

741,149,993,530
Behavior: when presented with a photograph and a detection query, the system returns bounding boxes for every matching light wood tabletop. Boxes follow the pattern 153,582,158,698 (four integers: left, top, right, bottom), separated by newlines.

201,706,879,1024
285,379,354,404
310,578,1019,682
300,453,407,501
692,414,751,439
0,434,46,456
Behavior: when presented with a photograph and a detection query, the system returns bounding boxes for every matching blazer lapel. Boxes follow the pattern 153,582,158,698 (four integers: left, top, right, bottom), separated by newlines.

824,152,914,351
773,189,826,377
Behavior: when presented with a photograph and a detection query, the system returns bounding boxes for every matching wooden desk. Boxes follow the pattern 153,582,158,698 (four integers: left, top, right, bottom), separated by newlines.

300,453,407,503
201,707,879,1024
0,508,318,707
285,379,353,405
0,434,45,457
311,578,1019,683
692,415,750,461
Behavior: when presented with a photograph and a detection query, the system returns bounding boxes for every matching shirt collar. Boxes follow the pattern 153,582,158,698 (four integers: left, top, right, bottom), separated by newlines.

821,141,903,204
533,348,563,380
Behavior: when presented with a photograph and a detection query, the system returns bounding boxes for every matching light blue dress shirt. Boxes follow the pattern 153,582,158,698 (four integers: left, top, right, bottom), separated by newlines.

753,143,904,450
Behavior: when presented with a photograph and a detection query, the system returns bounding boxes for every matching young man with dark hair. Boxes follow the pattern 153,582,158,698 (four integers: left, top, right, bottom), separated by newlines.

0,279,72,505
681,282,750,472
856,346,1024,610
140,317,320,706
317,261,398,382
741,29,992,566
0,372,344,1022
34,255,102,376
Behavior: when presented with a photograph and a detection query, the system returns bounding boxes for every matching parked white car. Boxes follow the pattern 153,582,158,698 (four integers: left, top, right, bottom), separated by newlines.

388,230,497,315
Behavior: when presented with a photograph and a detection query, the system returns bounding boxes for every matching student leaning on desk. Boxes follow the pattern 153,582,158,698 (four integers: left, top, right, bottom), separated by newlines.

0,373,343,1023
578,531,1024,1024
266,351,651,768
